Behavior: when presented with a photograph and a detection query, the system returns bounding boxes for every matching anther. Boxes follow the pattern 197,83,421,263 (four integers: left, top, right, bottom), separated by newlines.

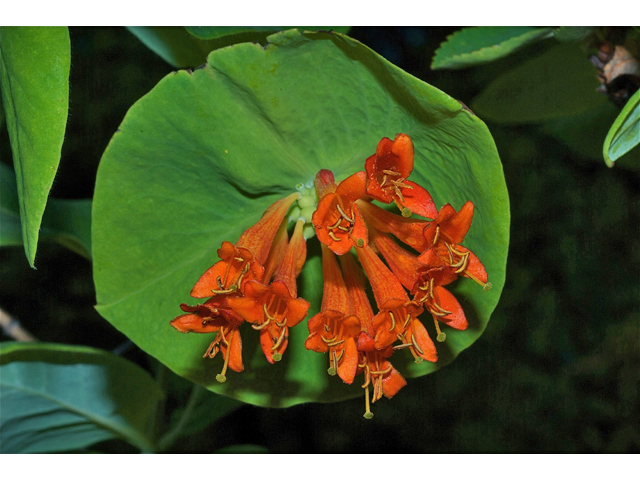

336,204,355,223
329,217,342,230
251,318,270,330
432,226,440,246
411,333,424,355
263,304,276,321
382,169,401,176
271,327,287,351
321,335,338,344
328,230,341,242
234,257,244,262
370,365,393,375
388,311,396,331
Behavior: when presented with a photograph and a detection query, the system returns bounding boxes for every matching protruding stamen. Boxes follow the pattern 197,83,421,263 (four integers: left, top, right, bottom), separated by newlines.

464,269,493,291
328,230,341,242
252,317,270,330
382,169,401,177
370,365,393,375
216,329,235,383
329,217,342,230
363,385,374,419
433,317,446,342
263,303,276,321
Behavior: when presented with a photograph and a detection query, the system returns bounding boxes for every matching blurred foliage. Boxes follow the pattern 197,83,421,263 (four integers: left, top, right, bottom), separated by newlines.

1,26,638,453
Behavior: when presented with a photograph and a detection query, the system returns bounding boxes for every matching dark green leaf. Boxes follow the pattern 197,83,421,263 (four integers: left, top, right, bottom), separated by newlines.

185,26,350,41
603,88,640,167
542,102,620,161
0,27,70,267
471,43,607,123
215,444,269,453
0,342,163,453
553,27,594,42
93,30,509,408
0,162,92,258
129,27,351,69
431,26,553,70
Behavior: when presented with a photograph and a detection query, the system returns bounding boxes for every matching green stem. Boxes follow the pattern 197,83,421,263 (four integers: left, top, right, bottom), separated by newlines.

157,384,204,452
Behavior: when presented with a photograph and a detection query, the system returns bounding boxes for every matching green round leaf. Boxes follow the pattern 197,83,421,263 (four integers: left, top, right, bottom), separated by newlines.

431,26,554,70
93,30,509,408
471,43,607,124
0,342,163,453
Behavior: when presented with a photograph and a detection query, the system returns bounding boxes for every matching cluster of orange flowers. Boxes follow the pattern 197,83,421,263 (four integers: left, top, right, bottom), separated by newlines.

171,134,491,418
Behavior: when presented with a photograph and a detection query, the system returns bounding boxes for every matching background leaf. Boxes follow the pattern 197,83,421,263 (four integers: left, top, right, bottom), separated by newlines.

0,27,70,267
128,27,350,69
471,42,607,124
553,27,594,42
431,26,553,70
92,30,509,408
0,342,163,453
0,163,92,258
603,88,640,167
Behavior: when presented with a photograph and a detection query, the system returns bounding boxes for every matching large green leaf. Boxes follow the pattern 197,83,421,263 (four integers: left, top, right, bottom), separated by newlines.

602,88,640,167
431,27,554,70
0,342,163,453
93,30,509,408
471,43,607,123
0,163,92,259
0,27,70,267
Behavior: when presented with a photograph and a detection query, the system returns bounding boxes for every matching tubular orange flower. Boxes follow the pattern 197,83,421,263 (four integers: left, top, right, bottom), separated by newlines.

419,201,492,291
355,244,434,363
228,219,310,363
312,169,368,255
305,243,360,383
190,192,301,298
339,251,406,419
364,133,437,219
170,295,244,382
356,199,431,252
369,226,464,341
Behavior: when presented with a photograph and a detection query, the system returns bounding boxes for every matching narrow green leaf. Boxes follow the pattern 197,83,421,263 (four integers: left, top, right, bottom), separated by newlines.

93,30,509,408
0,27,70,267
603,88,640,167
0,163,92,258
431,26,554,70
0,342,163,453
471,43,607,123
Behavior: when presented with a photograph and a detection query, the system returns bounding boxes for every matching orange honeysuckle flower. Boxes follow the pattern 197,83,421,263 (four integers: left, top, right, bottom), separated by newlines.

355,245,431,363
364,133,437,219
312,169,368,255
339,251,406,419
369,226,464,342
170,295,244,382
227,219,310,363
419,201,492,291
305,243,360,383
190,192,301,298
356,199,431,252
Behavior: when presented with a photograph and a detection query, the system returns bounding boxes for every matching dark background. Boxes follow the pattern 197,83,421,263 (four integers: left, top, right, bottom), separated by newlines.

1,27,638,453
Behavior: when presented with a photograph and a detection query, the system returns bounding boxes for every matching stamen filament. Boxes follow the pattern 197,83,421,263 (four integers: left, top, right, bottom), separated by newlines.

216,329,235,383
271,326,287,351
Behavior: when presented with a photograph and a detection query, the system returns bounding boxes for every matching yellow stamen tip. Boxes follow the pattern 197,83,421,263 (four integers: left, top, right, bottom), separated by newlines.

483,282,493,291
414,357,424,364
272,352,282,362
363,412,374,420
327,367,337,376
356,238,364,248
215,374,227,383
437,332,447,342
401,207,412,218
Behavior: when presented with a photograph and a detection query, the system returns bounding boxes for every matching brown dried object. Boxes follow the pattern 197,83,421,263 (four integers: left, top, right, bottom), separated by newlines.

590,42,640,107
